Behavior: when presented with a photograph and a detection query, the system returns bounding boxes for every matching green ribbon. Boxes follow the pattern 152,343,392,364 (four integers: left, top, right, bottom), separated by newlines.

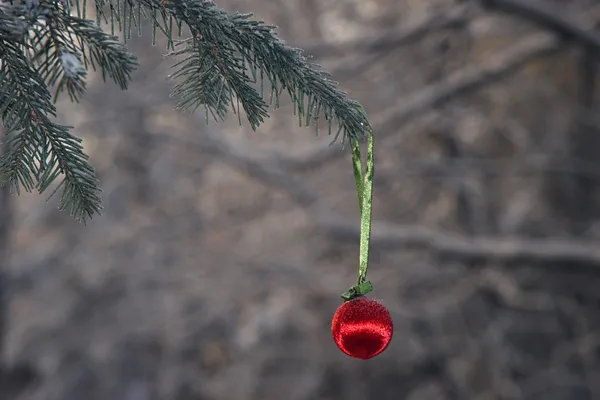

341,129,375,301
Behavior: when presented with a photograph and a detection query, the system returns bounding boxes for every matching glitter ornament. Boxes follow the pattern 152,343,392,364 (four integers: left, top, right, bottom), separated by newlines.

332,297,393,360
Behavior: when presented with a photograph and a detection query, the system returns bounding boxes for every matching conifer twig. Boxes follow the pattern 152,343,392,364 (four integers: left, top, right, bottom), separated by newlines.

0,0,373,222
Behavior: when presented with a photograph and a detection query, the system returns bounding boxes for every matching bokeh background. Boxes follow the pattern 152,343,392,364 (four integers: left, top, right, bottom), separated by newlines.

4,0,600,398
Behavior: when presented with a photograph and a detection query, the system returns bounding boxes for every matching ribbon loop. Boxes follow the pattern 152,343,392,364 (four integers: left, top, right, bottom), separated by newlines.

341,132,375,301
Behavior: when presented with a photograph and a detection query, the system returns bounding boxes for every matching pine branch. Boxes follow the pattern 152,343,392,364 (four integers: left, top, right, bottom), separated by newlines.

55,13,139,88
0,0,373,222
0,37,101,223
25,4,139,102
159,0,372,142
1,40,57,195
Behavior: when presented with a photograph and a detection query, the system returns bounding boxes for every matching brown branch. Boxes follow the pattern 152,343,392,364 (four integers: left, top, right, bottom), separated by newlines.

184,129,319,209
300,4,472,58
284,3,600,173
271,33,561,171
325,217,600,266
480,0,600,50
176,124,600,267
372,33,558,135
283,6,600,172
397,154,600,179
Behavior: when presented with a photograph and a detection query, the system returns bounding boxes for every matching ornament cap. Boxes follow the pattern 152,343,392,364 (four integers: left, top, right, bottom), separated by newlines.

341,280,373,301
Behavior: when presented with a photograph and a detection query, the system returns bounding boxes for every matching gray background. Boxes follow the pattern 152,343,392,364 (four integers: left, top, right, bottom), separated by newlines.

3,0,600,399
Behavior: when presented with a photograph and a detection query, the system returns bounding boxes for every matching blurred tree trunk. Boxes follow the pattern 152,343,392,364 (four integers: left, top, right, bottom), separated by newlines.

0,126,35,399
567,46,598,234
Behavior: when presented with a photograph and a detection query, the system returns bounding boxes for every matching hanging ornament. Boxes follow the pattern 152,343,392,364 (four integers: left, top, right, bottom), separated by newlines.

332,296,393,359
331,120,393,359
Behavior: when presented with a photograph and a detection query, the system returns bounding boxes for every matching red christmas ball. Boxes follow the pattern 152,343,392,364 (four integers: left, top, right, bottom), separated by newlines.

331,296,393,359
